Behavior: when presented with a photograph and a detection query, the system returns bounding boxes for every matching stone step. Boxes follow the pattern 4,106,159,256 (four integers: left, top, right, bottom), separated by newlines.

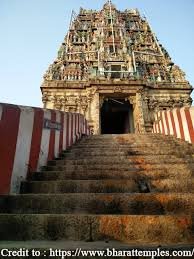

131,155,194,163
42,162,194,172
48,158,138,165
49,156,194,165
80,143,182,148
21,180,139,194
31,168,192,181
79,136,183,141
41,164,139,172
150,179,194,193
0,193,193,214
83,134,172,138
61,152,127,158
31,170,140,181
68,146,144,151
84,135,194,149
65,146,194,154
78,135,193,142
125,150,194,156
74,139,180,144
0,214,192,244
61,150,193,157
65,145,194,154
82,134,175,139
72,143,179,148
21,179,194,194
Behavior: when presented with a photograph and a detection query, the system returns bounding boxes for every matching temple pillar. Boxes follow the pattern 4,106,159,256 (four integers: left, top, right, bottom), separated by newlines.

134,90,146,133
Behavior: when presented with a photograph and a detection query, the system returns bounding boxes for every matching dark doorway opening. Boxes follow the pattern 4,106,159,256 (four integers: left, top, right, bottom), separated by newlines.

101,98,134,134
111,65,121,78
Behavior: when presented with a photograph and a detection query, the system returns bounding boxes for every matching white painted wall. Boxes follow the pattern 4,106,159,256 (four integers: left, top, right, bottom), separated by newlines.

172,109,181,139
10,106,34,193
63,113,67,150
54,111,61,158
190,107,194,129
37,109,51,170
180,107,190,142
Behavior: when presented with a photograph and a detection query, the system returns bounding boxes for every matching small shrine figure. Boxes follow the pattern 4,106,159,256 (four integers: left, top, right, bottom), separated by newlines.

170,65,186,82
58,43,66,59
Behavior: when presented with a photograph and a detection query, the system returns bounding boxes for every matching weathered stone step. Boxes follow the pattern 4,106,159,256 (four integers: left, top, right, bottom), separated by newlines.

42,162,194,172
78,141,178,146
126,149,194,156
82,134,175,139
49,156,194,165
30,169,162,181
84,135,193,149
61,150,193,157
68,145,194,154
130,155,194,163
66,146,194,154
72,143,179,148
80,136,182,141
85,133,173,137
48,158,137,165
61,152,127,158
42,164,140,171
31,168,192,181
0,193,193,214
0,214,192,244
150,179,194,193
68,147,137,151
21,179,194,194
21,179,139,194
31,170,139,181
75,139,180,144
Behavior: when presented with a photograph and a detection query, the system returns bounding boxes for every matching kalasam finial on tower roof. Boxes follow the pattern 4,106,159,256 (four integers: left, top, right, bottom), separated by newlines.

103,0,116,10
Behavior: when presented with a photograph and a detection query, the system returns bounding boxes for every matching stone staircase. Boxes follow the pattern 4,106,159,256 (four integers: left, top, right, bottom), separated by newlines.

0,134,194,257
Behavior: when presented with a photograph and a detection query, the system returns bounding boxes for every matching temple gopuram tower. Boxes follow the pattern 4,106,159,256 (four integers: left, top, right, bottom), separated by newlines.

41,1,193,134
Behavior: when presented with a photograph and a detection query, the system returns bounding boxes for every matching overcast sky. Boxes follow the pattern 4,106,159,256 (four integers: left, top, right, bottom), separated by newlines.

0,0,193,107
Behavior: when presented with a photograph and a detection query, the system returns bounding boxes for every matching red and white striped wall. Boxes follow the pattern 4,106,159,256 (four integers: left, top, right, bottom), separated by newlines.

0,103,91,194
152,107,194,144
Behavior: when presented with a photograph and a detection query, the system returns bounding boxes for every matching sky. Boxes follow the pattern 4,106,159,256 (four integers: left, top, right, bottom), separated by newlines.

0,0,193,108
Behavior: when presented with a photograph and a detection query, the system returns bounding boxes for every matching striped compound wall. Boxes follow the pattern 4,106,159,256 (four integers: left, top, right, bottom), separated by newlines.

0,103,90,195
152,107,194,144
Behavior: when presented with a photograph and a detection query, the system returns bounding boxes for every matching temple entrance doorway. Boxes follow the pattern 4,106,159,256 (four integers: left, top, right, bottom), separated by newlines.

100,98,134,134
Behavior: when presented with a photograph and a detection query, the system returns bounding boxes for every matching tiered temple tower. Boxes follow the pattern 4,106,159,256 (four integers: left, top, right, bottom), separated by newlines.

41,1,193,134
